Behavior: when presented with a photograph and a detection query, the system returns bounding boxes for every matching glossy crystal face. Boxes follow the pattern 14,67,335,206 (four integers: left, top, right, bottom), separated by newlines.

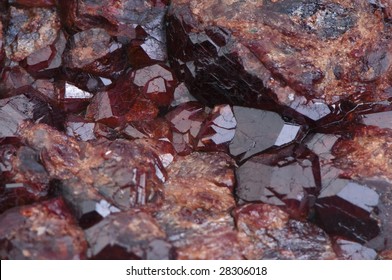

0,0,392,260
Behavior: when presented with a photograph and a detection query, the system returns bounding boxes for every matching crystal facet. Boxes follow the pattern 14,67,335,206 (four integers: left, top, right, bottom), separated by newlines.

234,203,336,260
85,211,173,260
236,145,319,219
230,106,303,161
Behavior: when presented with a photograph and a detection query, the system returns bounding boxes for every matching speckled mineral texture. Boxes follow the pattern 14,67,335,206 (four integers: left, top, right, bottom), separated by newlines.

234,203,337,260
155,152,244,259
0,198,87,259
5,6,60,62
1,0,392,260
16,122,171,211
324,126,392,251
60,0,169,66
85,210,175,259
166,0,392,125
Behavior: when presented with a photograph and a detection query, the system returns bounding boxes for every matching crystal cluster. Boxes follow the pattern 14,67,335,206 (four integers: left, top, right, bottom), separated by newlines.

0,0,391,260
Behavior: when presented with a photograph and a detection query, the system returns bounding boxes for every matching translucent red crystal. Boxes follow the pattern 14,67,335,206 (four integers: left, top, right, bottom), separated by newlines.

196,104,236,152
165,102,209,155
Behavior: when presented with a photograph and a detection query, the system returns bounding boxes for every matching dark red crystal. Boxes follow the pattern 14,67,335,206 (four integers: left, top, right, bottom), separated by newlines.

236,144,320,219
165,102,209,155
60,0,169,67
132,64,176,107
85,82,136,127
57,81,93,113
1,0,392,260
170,82,196,107
306,128,392,249
315,179,380,243
195,104,236,152
65,115,96,142
0,66,34,96
85,71,160,127
20,31,66,76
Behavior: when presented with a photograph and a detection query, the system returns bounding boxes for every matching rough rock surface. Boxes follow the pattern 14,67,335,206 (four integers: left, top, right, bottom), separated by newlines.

167,0,392,124
1,0,392,260
0,198,87,259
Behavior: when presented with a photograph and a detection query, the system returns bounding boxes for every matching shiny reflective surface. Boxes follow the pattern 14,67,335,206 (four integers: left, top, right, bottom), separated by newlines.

230,107,303,161
1,0,392,260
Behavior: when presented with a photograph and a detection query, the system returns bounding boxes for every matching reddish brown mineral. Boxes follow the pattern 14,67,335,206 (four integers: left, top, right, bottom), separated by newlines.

5,7,61,62
0,66,34,96
304,128,390,250
0,198,87,259
64,28,127,79
167,0,392,125
132,64,177,107
16,122,172,211
196,104,236,152
234,203,336,260
0,139,50,214
155,152,242,259
236,144,320,220
59,0,169,65
1,0,392,260
86,210,174,259
165,102,209,155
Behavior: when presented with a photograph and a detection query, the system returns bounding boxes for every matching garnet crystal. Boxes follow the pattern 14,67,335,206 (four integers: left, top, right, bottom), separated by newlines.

1,0,392,260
